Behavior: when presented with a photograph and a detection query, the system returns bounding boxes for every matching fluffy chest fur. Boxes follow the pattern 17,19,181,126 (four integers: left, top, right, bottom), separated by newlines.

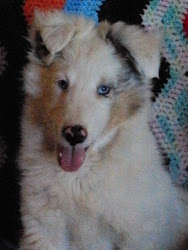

20,106,187,249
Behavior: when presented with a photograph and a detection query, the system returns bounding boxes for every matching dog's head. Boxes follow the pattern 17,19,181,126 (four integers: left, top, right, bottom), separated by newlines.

24,10,161,172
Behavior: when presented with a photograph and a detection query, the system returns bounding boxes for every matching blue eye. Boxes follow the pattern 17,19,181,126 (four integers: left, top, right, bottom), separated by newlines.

97,85,111,96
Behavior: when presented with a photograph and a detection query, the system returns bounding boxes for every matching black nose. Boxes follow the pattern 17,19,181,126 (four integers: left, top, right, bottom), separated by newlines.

62,125,87,146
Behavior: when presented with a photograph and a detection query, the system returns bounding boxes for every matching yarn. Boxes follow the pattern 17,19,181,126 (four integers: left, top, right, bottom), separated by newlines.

23,0,106,25
183,12,188,38
23,0,66,24
63,0,106,23
142,0,188,185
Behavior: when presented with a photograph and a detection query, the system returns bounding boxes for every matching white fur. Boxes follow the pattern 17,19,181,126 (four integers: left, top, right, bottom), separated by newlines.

23,64,41,95
111,22,161,78
19,11,188,250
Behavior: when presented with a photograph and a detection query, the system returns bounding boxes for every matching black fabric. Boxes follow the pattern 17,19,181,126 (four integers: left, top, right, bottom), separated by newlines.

98,0,149,24
0,0,28,247
0,0,170,247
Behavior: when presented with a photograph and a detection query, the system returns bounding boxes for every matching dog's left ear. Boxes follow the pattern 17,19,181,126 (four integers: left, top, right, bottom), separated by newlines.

99,22,161,79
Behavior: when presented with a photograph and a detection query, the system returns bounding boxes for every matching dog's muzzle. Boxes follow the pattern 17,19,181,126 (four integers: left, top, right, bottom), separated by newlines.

58,125,88,172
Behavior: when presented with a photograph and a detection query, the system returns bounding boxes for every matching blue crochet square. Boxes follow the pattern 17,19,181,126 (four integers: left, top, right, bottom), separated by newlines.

63,0,106,23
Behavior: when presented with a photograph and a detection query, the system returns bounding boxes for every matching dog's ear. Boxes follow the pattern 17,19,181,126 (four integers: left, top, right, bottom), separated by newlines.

29,10,76,65
99,21,161,79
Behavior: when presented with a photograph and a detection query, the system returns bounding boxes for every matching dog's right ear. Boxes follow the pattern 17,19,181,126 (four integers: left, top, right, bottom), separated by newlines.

29,10,76,65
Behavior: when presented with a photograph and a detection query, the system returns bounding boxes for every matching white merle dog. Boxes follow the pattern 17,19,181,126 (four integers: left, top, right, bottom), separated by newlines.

19,10,188,250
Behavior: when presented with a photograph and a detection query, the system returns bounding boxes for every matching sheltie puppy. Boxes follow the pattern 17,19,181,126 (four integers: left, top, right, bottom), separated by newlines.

19,10,188,249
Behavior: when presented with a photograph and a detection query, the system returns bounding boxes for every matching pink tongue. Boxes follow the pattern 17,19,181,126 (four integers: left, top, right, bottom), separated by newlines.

58,146,86,172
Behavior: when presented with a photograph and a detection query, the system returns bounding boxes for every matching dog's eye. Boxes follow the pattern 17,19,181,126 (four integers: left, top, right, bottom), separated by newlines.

57,80,69,90
97,85,111,96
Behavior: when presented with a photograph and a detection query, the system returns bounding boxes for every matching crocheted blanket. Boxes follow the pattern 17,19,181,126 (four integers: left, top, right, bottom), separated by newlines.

142,0,188,185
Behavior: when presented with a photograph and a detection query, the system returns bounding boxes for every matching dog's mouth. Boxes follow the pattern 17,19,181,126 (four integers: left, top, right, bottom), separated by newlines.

57,145,88,172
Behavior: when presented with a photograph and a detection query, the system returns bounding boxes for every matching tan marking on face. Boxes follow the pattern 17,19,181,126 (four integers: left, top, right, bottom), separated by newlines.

27,64,66,151
108,90,143,130
98,21,110,40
